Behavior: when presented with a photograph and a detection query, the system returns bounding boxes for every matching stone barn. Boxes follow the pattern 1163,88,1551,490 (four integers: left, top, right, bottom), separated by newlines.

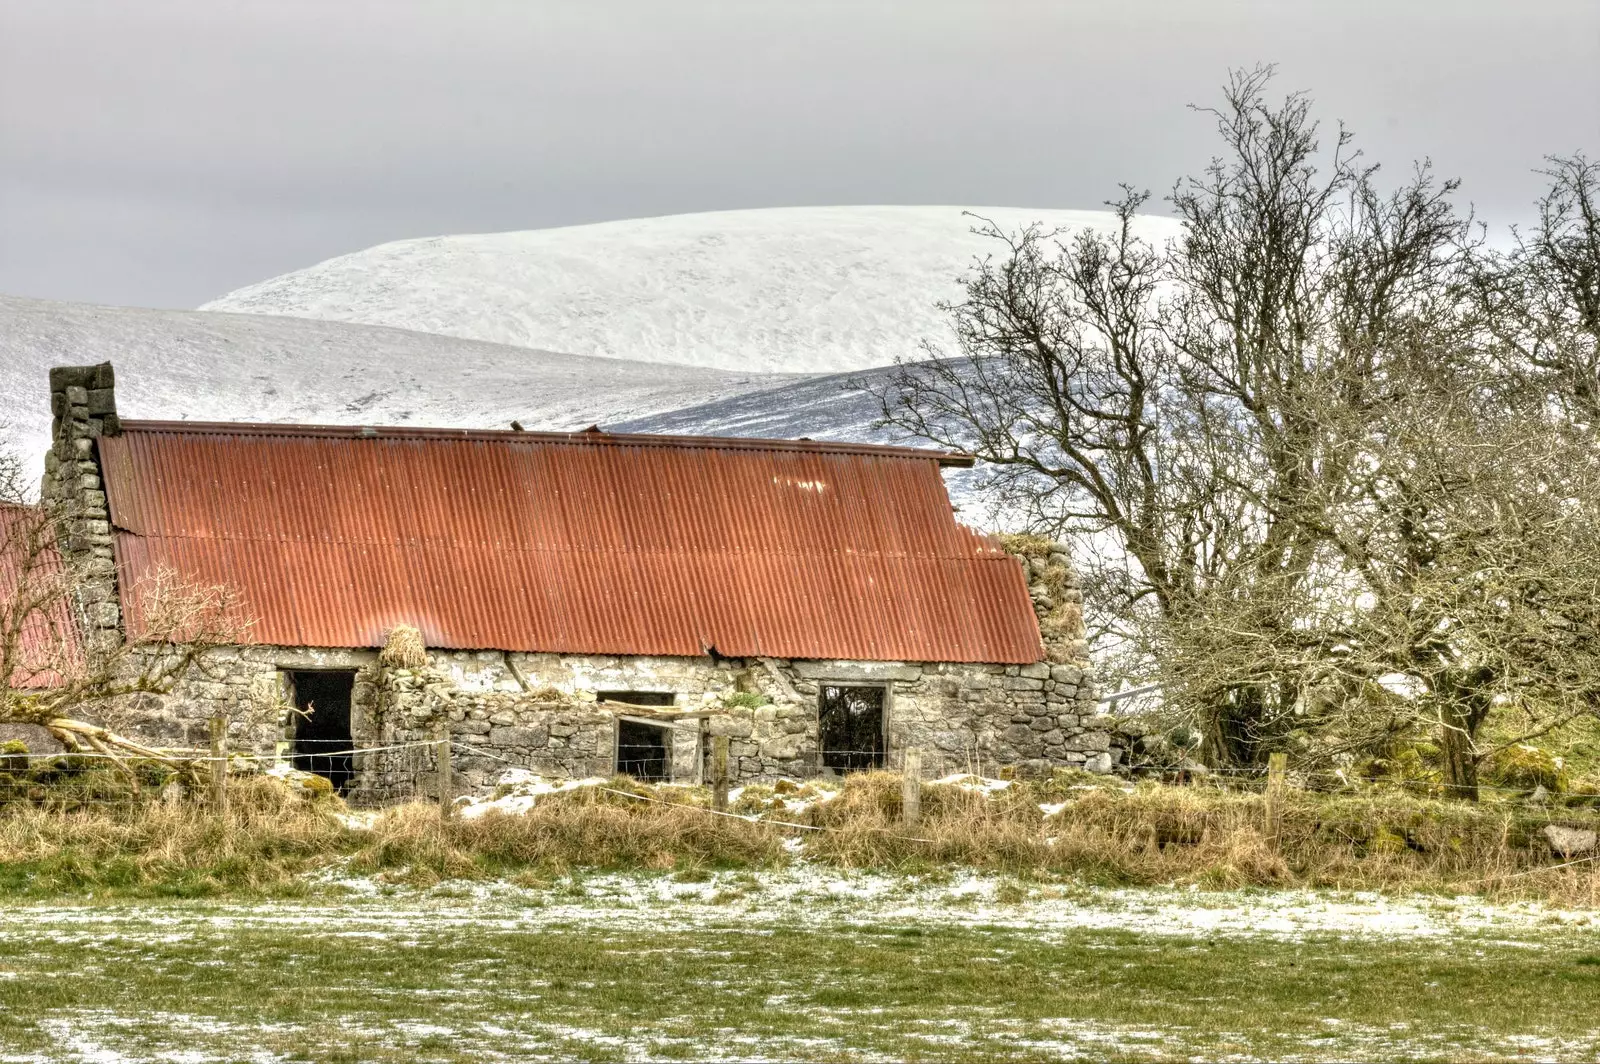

41,362,1112,801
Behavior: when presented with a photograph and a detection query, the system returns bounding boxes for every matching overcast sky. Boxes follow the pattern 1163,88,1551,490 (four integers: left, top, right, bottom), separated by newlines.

2,0,1597,310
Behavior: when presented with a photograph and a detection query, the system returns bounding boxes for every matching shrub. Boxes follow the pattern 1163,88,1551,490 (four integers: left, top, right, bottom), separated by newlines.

1485,744,1569,793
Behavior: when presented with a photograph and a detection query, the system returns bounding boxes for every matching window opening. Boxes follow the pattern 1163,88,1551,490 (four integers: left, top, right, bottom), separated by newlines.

819,685,885,772
601,693,676,782
598,691,676,708
287,670,356,793
616,719,672,782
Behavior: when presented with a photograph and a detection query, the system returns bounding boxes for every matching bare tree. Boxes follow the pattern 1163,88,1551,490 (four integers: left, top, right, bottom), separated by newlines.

1475,154,1600,419
0,432,251,770
878,66,1470,769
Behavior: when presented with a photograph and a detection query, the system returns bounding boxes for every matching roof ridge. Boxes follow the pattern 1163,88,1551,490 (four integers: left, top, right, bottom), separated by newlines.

114,419,976,468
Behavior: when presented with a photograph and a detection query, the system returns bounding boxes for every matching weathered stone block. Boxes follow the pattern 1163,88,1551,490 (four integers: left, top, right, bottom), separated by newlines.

763,733,807,761
489,725,546,748
86,388,117,415
1018,662,1050,680
1050,665,1083,685
792,661,921,682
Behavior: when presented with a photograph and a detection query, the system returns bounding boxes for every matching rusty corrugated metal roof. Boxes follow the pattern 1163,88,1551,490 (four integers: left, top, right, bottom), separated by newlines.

98,421,1042,663
0,504,82,689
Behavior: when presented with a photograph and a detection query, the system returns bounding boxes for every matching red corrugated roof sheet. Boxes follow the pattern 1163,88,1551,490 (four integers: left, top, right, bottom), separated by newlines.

98,422,1042,663
0,504,82,689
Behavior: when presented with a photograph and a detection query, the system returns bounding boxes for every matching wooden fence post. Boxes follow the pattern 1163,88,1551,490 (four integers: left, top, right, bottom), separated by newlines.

901,748,922,829
712,735,730,812
437,728,453,819
1264,751,1288,851
209,713,228,818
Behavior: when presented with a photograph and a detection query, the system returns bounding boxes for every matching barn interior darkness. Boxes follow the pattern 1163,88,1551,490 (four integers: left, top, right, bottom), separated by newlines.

288,670,355,791
819,685,885,772
602,691,675,782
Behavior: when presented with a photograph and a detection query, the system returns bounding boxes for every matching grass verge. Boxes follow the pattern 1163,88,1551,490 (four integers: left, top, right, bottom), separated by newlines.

0,893,1595,1061
1,765,1598,901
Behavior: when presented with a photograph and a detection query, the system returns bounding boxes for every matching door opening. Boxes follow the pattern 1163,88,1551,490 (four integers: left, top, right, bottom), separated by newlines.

287,670,356,792
616,719,672,782
819,685,885,773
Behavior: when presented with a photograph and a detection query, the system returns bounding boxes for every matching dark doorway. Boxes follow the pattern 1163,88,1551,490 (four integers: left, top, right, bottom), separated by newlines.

819,685,886,773
287,670,355,792
616,719,671,782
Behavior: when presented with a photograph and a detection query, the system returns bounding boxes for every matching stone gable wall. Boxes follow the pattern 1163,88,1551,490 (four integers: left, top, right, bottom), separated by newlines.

40,362,123,659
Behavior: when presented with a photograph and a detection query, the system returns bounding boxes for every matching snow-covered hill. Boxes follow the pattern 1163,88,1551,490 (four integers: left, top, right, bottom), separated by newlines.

0,295,796,481
611,363,999,518
204,207,1180,374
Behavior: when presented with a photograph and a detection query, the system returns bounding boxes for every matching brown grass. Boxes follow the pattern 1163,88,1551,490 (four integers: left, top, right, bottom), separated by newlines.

0,775,352,895
797,771,1600,903
2,765,1599,902
349,781,786,884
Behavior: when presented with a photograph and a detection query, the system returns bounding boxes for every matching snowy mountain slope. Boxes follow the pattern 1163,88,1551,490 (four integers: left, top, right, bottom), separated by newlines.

611,363,998,517
0,295,800,482
203,207,1181,375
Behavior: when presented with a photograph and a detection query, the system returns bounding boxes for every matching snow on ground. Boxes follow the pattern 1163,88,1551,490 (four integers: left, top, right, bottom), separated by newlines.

454,770,610,819
4,869,1589,945
202,206,1182,375
0,294,800,481
4,871,1593,1063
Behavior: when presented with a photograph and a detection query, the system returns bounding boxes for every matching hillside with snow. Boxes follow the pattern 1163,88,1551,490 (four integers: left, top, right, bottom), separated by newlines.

203,206,1180,374
0,295,795,481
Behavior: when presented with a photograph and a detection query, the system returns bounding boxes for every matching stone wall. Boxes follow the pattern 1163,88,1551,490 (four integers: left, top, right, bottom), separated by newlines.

105,539,1126,803
37,362,1124,796
40,362,123,659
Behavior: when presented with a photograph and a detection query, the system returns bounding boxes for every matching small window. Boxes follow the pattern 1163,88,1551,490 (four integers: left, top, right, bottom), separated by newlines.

616,719,672,782
601,693,676,782
819,685,885,773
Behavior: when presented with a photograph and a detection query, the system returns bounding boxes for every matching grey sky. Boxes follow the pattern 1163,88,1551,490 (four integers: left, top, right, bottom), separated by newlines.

2,0,1597,310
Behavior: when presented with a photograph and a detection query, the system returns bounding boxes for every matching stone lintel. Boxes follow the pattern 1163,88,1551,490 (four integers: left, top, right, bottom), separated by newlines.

790,661,923,682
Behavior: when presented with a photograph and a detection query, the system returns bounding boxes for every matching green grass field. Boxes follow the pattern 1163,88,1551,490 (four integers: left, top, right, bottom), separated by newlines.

0,872,1596,1062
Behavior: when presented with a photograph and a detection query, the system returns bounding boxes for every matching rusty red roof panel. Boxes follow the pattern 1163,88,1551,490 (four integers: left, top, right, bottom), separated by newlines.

0,504,82,689
98,422,1042,663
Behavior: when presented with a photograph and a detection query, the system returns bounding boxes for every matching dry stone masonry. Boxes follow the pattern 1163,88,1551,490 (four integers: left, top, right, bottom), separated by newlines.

35,364,1125,800
103,540,1130,803
41,362,123,658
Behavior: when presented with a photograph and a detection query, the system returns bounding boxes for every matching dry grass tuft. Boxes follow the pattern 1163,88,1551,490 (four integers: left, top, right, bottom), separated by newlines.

793,772,1600,899
3,763,1599,903
351,783,786,883
0,774,352,895
378,624,428,669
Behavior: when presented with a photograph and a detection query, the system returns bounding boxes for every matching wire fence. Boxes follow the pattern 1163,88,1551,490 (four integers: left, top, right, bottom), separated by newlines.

2,727,1596,847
